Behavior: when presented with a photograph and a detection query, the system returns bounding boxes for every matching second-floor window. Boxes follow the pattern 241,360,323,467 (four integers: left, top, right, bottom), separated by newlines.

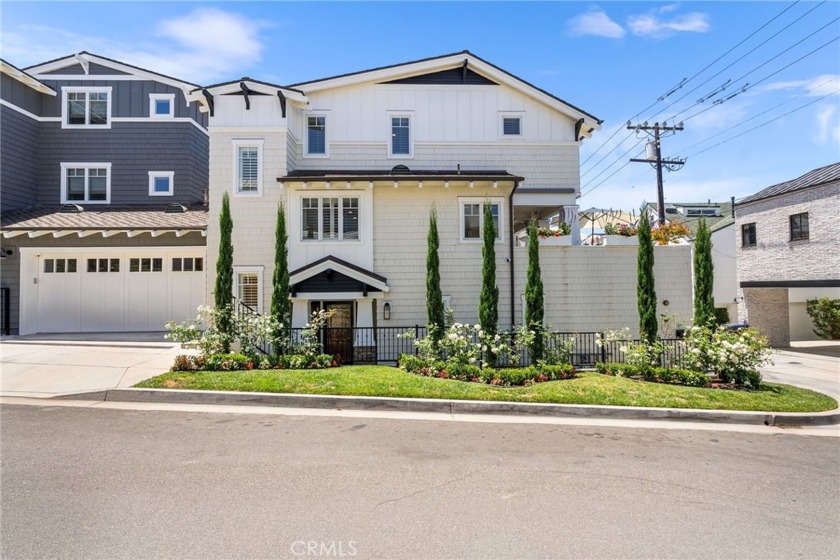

61,163,111,204
148,171,174,196
63,87,111,128
307,115,326,155
232,140,263,195
390,116,411,156
301,196,360,241
150,93,175,118
790,212,809,241
742,223,756,247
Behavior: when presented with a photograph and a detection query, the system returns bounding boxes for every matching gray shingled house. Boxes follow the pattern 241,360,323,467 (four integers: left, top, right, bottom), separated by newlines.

0,53,209,335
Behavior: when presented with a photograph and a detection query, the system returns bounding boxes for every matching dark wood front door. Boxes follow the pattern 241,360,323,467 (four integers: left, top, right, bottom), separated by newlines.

324,302,353,364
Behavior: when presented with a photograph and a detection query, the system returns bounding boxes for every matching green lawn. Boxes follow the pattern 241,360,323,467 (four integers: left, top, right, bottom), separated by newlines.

134,366,837,413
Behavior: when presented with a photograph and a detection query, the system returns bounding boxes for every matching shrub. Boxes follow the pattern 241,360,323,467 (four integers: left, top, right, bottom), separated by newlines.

206,353,250,371
494,367,539,386
398,354,425,373
713,307,730,325
171,354,206,372
806,297,840,340
446,362,482,382
538,363,577,380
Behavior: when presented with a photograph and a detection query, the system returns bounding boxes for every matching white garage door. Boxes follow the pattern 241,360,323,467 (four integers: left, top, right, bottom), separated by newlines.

33,249,205,333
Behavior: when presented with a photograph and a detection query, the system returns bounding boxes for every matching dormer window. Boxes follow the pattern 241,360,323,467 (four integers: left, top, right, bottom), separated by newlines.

150,94,175,118
62,87,111,128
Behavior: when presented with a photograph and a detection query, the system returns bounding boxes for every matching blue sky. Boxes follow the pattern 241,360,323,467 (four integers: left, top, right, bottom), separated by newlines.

3,1,838,211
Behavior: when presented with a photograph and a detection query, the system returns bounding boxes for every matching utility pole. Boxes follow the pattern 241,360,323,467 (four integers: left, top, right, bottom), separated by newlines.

627,122,685,226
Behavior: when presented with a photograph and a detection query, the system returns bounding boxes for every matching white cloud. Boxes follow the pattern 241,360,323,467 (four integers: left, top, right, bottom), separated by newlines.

659,3,681,14
816,104,840,145
0,8,269,84
568,9,626,39
628,12,710,39
759,74,840,97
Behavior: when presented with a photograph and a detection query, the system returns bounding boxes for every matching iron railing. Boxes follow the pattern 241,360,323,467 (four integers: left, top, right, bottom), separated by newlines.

0,287,9,336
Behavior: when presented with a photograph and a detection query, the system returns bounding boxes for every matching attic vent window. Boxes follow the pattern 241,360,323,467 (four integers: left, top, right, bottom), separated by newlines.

390,165,411,175
164,203,187,214
60,204,84,214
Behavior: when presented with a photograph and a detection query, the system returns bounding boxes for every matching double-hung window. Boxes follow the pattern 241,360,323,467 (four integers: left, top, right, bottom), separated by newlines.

790,212,809,241
61,163,111,204
62,87,111,128
306,115,327,156
389,115,412,157
460,198,502,242
234,266,263,313
232,140,263,195
301,196,360,241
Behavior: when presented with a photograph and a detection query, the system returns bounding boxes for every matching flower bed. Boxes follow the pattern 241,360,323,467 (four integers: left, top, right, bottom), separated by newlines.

398,354,576,386
171,353,337,372
596,362,710,387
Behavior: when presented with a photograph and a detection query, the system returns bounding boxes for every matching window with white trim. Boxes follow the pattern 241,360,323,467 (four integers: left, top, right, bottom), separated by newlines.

62,87,111,128
306,114,327,156
234,266,263,312
149,93,175,118
460,198,503,242
87,258,120,273
61,163,111,204
129,258,163,272
502,116,521,136
389,115,412,157
232,140,263,195
148,171,174,196
301,196,360,241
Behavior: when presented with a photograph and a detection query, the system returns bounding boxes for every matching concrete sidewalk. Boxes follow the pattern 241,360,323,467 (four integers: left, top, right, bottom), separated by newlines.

0,333,184,398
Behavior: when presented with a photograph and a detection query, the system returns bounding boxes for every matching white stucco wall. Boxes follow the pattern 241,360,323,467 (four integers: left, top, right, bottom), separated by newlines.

710,223,738,320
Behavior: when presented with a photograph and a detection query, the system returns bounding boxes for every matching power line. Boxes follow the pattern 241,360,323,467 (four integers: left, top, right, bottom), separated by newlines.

581,1,804,171
581,131,635,177
675,77,836,154
581,138,645,187
684,91,836,159
680,34,840,124
652,1,829,123
580,148,645,198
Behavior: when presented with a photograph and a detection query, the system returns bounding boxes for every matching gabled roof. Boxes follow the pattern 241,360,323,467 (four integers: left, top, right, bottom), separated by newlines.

24,51,199,91
194,77,307,103
287,50,601,129
0,59,56,95
737,162,840,206
290,256,389,293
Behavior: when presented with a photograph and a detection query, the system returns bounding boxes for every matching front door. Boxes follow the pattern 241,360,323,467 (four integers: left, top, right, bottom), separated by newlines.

324,302,353,364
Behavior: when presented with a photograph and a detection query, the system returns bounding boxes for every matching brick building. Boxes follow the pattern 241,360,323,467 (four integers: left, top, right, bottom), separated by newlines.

736,162,840,346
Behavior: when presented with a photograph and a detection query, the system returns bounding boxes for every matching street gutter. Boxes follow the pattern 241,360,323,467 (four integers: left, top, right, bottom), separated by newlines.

55,388,840,427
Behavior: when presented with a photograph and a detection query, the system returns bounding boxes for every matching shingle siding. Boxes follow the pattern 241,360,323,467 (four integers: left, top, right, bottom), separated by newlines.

0,106,40,211
36,121,209,205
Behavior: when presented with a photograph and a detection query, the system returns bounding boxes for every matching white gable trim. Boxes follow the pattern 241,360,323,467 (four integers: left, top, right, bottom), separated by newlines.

290,260,390,293
0,61,56,95
201,80,308,104
294,53,600,130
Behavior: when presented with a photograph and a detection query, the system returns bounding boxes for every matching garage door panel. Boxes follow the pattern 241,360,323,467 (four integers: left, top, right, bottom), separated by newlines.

33,249,205,333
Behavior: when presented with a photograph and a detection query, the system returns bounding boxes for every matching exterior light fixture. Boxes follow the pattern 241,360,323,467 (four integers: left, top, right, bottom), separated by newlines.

383,302,391,320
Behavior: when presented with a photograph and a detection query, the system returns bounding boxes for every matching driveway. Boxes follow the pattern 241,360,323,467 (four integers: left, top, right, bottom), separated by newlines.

760,341,840,400
0,333,184,398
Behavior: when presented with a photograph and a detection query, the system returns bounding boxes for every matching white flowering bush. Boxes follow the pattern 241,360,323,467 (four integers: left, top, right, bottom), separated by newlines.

620,339,665,371
402,322,518,368
683,325,772,387
296,309,334,358
165,305,231,358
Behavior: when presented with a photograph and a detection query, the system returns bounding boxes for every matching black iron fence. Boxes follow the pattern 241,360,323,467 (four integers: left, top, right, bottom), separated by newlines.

0,287,9,336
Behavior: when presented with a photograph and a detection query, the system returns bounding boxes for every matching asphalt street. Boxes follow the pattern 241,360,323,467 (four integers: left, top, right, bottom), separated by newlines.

2,404,838,560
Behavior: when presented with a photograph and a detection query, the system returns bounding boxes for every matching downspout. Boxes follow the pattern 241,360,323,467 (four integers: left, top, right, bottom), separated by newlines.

509,180,520,328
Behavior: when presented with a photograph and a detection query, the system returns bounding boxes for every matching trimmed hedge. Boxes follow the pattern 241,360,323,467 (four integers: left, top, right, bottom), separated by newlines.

596,362,710,388
397,354,576,387
171,353,337,372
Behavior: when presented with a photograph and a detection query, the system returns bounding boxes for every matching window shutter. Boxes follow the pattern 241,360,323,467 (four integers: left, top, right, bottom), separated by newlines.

238,147,258,191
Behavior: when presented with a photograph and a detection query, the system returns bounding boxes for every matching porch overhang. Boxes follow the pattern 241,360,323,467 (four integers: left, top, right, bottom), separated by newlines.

289,256,390,296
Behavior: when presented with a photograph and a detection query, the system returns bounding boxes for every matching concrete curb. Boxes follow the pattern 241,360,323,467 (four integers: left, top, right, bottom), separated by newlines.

55,388,840,427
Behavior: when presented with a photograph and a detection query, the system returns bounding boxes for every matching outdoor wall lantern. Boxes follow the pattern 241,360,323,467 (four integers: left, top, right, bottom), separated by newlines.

383,302,391,320
662,299,670,306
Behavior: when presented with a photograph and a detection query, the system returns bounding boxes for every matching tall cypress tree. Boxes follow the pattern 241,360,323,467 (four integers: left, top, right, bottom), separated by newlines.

637,212,658,343
478,202,499,364
214,191,234,352
524,220,545,363
426,206,444,340
693,217,715,327
271,202,291,351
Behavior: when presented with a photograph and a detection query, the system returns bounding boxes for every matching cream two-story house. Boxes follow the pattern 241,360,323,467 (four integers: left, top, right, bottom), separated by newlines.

200,51,695,361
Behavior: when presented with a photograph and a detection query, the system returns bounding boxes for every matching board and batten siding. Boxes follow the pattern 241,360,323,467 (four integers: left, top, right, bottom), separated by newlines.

0,106,40,210
36,121,209,205
1,73,48,116
41,62,131,76
288,83,581,189
38,78,206,124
